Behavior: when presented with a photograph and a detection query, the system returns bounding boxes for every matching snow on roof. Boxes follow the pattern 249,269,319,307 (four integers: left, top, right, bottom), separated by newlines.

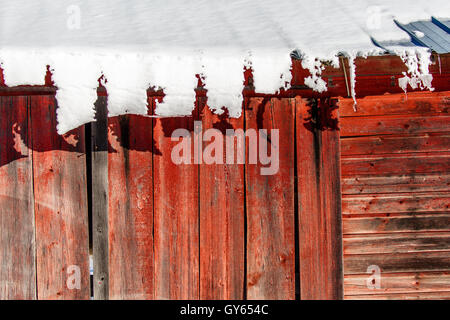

0,0,448,133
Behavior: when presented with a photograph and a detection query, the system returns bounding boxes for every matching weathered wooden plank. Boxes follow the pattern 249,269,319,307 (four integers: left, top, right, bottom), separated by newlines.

153,115,199,300
31,95,90,299
199,99,245,300
318,97,344,295
245,98,295,300
0,96,36,300
91,96,109,300
344,232,450,255
339,92,450,117
341,133,450,156
342,173,450,195
345,290,450,300
343,213,450,234
296,98,344,300
340,115,450,137
344,251,450,275
342,192,450,215
108,115,154,299
344,271,450,295
296,97,322,300
341,152,450,176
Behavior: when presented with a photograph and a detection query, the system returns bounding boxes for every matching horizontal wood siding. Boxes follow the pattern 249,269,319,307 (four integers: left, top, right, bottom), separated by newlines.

340,92,450,300
342,173,450,194
345,271,450,295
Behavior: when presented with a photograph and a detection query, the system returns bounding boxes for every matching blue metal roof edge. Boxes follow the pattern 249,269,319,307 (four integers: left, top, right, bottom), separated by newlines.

432,16,450,33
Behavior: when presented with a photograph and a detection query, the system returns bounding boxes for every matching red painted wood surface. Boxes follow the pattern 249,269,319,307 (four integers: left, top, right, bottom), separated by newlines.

199,99,245,299
342,152,450,176
341,133,450,156
340,115,450,137
342,117,450,141
342,192,449,215
339,91,450,117
108,114,154,299
153,113,199,299
245,98,295,300
0,96,35,299
296,97,344,300
340,92,450,300
31,96,90,299
342,173,450,195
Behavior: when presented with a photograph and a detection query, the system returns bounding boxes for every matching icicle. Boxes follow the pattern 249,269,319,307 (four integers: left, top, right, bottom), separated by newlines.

346,53,357,111
438,54,442,75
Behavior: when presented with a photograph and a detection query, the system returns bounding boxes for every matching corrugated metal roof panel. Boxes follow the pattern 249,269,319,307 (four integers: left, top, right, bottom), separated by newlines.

374,17,450,54
397,19,450,53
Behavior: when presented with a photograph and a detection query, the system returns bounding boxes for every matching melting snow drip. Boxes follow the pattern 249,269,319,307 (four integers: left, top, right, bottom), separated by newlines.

301,55,327,93
299,53,341,94
397,48,434,94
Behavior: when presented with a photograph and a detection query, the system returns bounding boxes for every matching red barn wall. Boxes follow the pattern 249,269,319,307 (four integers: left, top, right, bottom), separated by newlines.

0,54,449,300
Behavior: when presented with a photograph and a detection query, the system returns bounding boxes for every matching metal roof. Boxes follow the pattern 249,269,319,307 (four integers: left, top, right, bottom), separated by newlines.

375,17,450,54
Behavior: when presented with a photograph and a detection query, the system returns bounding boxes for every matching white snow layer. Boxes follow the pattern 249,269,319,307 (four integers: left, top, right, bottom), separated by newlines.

0,0,448,133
